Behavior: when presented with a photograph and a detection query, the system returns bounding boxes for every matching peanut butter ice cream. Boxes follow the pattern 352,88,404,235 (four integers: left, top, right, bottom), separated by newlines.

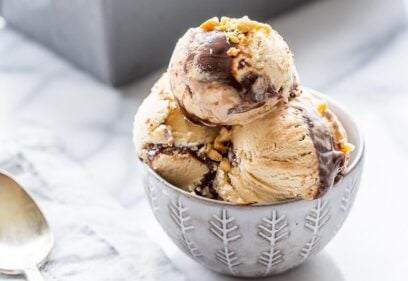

213,89,353,203
133,73,220,198
134,17,354,204
168,16,300,126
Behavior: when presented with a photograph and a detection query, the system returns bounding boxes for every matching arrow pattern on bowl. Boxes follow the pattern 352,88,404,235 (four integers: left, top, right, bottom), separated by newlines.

340,176,358,212
209,208,241,275
169,198,202,258
148,161,361,277
299,199,330,260
257,210,289,276
146,180,159,213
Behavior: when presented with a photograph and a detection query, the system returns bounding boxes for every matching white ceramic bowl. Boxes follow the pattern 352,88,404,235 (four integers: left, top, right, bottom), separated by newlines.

140,93,364,277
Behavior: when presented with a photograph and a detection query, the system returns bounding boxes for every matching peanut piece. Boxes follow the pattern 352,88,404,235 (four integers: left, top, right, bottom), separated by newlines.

200,17,220,31
340,142,355,153
213,141,228,154
208,149,223,162
205,143,212,153
220,158,231,172
226,47,240,57
238,33,249,44
214,25,227,31
218,127,232,142
228,34,240,44
317,100,328,115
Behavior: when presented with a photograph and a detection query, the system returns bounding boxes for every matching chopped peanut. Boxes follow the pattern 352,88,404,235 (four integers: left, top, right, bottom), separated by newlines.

200,17,220,31
213,141,228,154
227,34,240,44
317,100,328,115
235,17,271,33
235,22,253,33
208,149,223,162
214,25,227,31
220,158,231,172
226,47,240,57
238,33,249,44
205,143,212,153
201,16,271,49
220,16,231,25
218,127,232,142
340,142,355,153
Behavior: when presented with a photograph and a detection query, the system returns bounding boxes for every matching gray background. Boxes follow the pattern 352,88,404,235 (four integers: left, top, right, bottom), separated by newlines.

0,0,311,85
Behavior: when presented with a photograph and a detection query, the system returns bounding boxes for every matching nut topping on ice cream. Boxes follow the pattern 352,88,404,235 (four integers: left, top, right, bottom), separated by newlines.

133,73,220,198
213,90,352,203
168,16,300,126
134,17,354,204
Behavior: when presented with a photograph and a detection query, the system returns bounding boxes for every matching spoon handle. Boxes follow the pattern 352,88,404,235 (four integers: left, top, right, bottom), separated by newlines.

24,266,44,281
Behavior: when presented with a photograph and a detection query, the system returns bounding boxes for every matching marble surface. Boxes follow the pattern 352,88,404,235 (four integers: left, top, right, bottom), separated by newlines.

0,16,186,281
0,136,185,281
1,0,408,280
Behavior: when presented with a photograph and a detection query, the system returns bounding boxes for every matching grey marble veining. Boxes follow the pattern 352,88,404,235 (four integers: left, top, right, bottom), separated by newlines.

0,135,186,281
1,0,408,280
0,25,183,281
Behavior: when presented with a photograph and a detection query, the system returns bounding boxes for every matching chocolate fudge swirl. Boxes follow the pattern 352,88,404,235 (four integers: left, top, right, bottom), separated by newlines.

293,100,346,197
145,144,218,198
183,31,280,116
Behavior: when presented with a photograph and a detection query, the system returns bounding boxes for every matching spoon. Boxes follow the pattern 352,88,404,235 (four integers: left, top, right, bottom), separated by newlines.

0,170,54,281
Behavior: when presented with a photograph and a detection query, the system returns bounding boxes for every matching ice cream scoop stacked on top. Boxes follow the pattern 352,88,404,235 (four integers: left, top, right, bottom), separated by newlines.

169,16,299,126
134,16,354,204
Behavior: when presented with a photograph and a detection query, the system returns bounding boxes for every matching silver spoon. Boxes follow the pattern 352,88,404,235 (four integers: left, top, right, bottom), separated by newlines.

0,170,54,281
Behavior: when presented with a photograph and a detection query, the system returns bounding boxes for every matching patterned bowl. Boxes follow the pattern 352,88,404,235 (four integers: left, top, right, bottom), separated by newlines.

140,94,364,277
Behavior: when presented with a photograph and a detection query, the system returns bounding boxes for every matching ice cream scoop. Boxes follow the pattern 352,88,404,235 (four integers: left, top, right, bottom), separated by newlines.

214,89,353,203
133,73,220,198
168,16,300,126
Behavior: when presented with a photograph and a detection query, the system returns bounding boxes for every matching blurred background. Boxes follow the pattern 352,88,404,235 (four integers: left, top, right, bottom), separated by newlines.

0,0,407,280
1,0,406,86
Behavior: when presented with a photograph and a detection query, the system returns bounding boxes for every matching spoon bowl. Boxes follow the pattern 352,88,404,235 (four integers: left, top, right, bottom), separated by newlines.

0,170,53,280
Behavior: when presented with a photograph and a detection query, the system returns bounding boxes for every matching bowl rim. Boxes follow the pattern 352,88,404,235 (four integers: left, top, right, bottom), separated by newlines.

141,90,365,207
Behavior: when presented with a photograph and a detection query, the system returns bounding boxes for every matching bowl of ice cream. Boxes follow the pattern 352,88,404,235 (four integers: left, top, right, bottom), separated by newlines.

133,16,364,277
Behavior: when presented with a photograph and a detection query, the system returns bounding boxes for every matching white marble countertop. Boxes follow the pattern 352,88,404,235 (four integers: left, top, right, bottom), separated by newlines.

1,0,408,280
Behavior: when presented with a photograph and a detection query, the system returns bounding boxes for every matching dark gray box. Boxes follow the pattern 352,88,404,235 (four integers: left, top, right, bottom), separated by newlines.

1,0,310,85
